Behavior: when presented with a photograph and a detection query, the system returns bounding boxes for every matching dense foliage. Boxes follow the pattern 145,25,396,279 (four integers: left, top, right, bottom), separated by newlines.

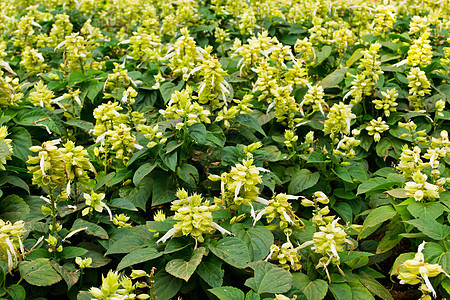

1,0,450,299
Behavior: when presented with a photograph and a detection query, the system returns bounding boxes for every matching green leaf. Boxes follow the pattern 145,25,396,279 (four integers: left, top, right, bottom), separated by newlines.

159,81,184,104
245,290,261,300
188,123,207,145
346,48,364,67
160,151,177,172
245,261,293,294
133,162,156,186
109,198,138,211
177,164,199,187
357,177,392,195
209,237,250,269
236,114,266,137
154,271,183,300
9,127,32,162
71,219,108,239
316,45,332,64
6,284,25,300
19,258,62,287
106,226,152,255
407,202,444,220
405,219,450,240
119,174,153,210
50,262,80,291
334,202,353,223
288,169,320,194
209,287,245,300
348,282,375,300
359,205,397,239
166,247,206,281
64,119,94,132
86,80,104,101
67,70,87,87
329,283,352,300
232,224,273,261
0,195,30,223
151,174,177,206
291,273,328,300
333,166,353,183
117,247,163,271
196,255,224,288
59,247,88,259
5,176,29,194
14,108,59,134
358,272,393,300
94,172,116,190
320,67,348,89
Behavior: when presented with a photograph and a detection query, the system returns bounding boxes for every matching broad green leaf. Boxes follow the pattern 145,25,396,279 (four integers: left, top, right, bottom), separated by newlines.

9,127,32,162
71,219,108,239
67,70,87,87
405,219,450,240
357,177,392,195
245,261,292,294
117,247,163,271
348,282,375,300
385,188,408,198
407,202,444,220
232,224,273,261
154,271,183,300
14,108,59,134
94,172,116,190
0,195,30,223
119,174,153,210
334,202,353,223
245,290,261,300
164,238,192,254
376,219,405,254
333,166,353,183
160,151,177,172
316,45,332,64
106,228,151,255
160,81,184,104
209,287,245,300
19,258,62,287
4,176,29,194
359,205,397,239
329,283,352,300
133,162,156,186
291,273,328,300
288,169,320,194
236,114,266,137
358,272,393,300
6,284,25,300
188,123,207,145
109,198,138,211
64,119,94,132
196,255,224,288
151,174,177,206
166,247,206,281
320,67,348,89
346,48,364,67
59,247,88,259
50,262,80,291
177,163,199,187
209,237,250,269
389,252,415,276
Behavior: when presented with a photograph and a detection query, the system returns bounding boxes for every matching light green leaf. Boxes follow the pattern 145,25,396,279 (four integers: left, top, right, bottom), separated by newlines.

71,219,108,240
359,205,397,239
329,283,352,300
59,247,88,259
177,164,199,187
348,282,375,300
209,286,245,300
166,247,206,281
0,195,30,223
357,177,392,195
288,169,320,194
405,219,450,240
117,247,163,271
209,237,250,269
333,166,353,183
320,67,348,89
245,261,293,294
50,262,80,291
358,272,393,300
188,123,207,145
389,252,416,276
154,271,183,300
232,224,273,261
19,258,62,287
6,284,26,300
133,162,156,186
291,273,328,300
196,255,224,288
236,114,266,137
407,202,444,220
9,127,32,162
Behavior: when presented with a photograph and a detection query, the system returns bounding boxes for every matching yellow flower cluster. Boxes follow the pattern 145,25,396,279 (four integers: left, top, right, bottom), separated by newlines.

0,126,13,171
0,219,25,272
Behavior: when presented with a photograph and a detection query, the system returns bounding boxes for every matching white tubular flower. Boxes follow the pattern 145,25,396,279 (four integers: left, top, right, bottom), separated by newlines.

211,222,233,236
156,227,177,244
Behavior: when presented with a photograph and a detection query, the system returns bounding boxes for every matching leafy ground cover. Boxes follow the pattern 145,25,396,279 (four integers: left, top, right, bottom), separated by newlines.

1,0,450,299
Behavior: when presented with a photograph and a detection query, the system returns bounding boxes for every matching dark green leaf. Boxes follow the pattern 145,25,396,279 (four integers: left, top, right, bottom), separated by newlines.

291,273,327,300
209,237,250,269
71,219,108,239
236,114,266,137
19,258,62,287
117,247,163,271
188,123,207,145
166,247,206,281
245,261,292,294
288,169,320,194
209,287,245,300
